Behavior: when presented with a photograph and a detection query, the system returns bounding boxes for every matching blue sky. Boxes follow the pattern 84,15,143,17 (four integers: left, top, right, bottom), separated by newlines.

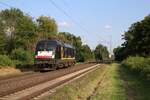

0,0,150,52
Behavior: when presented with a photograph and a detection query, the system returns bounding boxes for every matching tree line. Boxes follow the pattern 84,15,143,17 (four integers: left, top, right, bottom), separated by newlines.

113,15,150,61
113,15,150,78
0,8,109,67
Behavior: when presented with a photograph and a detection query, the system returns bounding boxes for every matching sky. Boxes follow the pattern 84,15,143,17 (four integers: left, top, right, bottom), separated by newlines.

0,0,150,52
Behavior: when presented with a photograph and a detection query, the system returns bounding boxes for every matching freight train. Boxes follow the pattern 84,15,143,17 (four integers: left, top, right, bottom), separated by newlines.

34,39,76,70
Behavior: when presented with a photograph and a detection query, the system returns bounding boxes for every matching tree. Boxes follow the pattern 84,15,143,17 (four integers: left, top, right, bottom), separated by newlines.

36,16,58,40
114,15,150,61
113,46,126,61
81,45,94,61
0,8,23,54
0,19,6,54
15,14,37,50
0,8,37,54
94,44,109,60
115,15,150,60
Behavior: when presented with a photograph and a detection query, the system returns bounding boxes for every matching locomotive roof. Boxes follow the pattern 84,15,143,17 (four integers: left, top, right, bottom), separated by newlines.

38,39,74,49
38,39,62,45
64,43,74,49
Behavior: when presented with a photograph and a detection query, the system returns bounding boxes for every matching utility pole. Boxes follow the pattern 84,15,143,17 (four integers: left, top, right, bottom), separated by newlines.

109,35,112,58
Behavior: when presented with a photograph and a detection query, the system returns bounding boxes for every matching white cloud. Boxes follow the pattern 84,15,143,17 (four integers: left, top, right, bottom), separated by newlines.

121,32,124,35
104,25,112,31
58,21,70,27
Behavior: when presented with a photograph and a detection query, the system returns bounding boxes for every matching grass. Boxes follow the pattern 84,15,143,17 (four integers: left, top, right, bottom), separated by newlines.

120,65,150,100
89,64,127,100
42,64,127,100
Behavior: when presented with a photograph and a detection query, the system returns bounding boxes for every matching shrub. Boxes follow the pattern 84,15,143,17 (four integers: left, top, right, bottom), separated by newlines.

122,56,150,77
0,55,14,67
11,48,33,63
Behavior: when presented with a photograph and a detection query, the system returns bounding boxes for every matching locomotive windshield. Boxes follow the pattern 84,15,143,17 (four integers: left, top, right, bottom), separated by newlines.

36,41,56,51
35,40,56,59
36,41,45,51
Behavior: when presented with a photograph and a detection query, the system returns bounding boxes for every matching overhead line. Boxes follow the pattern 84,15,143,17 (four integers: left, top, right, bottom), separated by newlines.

0,1,14,8
48,0,110,44
48,0,90,34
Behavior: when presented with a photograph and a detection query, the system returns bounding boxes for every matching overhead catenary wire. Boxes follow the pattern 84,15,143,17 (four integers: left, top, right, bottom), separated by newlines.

0,1,14,8
48,0,110,46
48,0,90,35
59,0,101,43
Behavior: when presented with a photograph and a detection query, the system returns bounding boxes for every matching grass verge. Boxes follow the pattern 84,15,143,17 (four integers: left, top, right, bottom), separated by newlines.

43,64,127,100
89,64,127,100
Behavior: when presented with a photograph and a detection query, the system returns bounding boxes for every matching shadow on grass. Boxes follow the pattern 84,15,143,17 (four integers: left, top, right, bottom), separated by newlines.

119,65,150,100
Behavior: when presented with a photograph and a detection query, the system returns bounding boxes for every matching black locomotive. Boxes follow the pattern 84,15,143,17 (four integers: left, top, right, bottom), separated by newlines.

34,39,75,70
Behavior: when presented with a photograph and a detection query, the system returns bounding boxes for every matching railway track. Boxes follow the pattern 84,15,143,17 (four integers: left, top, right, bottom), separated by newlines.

0,63,86,82
0,72,40,85
0,63,99,100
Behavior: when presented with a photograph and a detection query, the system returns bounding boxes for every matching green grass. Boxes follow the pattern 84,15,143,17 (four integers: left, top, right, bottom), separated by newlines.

90,64,127,100
42,64,127,100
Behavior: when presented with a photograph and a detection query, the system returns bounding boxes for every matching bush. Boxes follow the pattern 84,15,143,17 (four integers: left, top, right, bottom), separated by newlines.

11,48,33,63
0,55,14,67
122,56,150,77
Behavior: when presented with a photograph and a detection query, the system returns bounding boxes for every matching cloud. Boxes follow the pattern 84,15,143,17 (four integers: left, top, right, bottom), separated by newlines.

104,25,112,31
121,32,124,35
58,21,70,27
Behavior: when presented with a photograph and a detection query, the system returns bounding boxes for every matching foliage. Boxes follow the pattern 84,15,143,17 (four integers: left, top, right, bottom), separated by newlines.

114,15,150,60
94,44,109,60
0,55,14,67
11,48,33,63
15,14,37,50
0,19,6,54
0,8,37,53
123,15,150,57
113,46,126,61
121,56,150,77
81,45,94,61
36,16,58,39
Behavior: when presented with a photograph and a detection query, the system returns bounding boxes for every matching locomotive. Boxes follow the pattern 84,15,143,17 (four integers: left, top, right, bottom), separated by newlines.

34,39,75,70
